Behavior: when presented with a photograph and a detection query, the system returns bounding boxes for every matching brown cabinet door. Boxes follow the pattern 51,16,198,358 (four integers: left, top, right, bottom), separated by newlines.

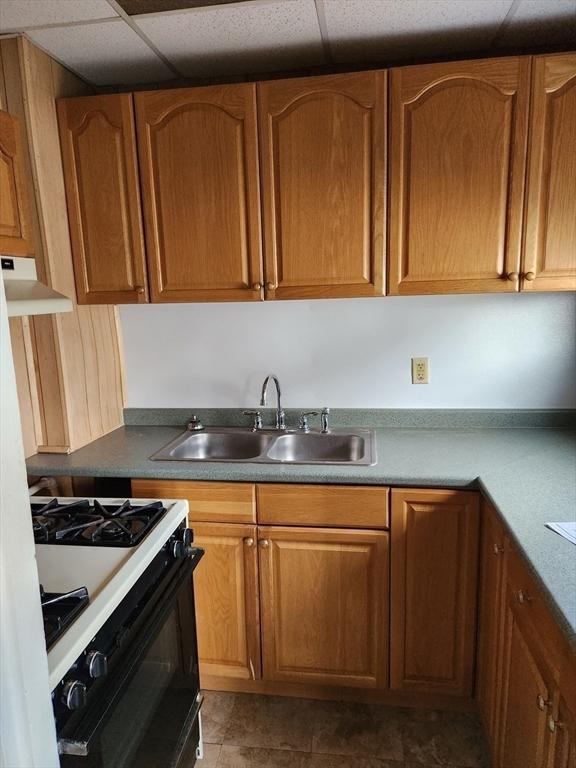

135,85,263,302
192,522,261,685
258,71,386,300
547,693,576,768
497,584,551,767
58,94,148,304
258,525,389,688
477,501,507,760
0,109,33,256
389,57,530,295
522,53,576,292
58,93,148,304
390,488,480,696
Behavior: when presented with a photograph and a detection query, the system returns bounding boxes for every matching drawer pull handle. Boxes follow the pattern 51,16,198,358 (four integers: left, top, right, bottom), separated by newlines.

517,589,532,605
537,694,550,711
244,537,254,547
258,539,270,548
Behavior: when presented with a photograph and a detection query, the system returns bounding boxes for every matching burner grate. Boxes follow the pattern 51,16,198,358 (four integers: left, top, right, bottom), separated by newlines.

32,499,166,547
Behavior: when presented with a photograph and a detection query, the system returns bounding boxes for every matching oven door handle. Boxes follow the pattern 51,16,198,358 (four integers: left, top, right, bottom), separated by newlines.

57,555,200,757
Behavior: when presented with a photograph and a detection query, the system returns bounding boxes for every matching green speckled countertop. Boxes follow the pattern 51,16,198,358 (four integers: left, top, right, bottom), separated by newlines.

27,420,576,648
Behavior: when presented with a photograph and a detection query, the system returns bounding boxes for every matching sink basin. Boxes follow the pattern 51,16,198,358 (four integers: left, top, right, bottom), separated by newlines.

160,430,274,461
266,433,366,463
151,427,376,466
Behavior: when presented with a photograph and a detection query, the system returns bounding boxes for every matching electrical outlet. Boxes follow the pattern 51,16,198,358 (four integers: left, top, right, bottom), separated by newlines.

412,357,429,384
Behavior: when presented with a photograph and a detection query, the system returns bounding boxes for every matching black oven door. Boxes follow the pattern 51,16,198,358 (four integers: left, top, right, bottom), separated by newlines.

59,553,202,768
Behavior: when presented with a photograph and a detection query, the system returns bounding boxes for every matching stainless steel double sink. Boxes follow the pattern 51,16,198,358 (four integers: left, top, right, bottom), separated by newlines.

150,427,376,466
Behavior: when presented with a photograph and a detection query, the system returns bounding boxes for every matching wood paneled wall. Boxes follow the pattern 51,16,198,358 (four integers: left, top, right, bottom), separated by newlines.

0,37,124,456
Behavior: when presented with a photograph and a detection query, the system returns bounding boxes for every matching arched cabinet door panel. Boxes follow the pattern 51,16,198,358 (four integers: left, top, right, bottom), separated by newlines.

135,85,263,303
258,71,387,300
0,109,33,257
389,57,531,295
58,94,147,303
522,53,576,292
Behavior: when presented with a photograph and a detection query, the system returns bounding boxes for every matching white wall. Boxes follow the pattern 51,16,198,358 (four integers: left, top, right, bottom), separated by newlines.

119,292,576,410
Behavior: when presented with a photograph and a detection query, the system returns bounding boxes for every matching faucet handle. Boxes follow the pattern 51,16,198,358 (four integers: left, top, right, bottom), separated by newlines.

299,411,319,432
243,410,263,431
321,407,330,433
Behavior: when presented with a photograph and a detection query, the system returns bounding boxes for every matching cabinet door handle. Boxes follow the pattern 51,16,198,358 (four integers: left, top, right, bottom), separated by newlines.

252,283,262,290
517,589,532,605
548,716,565,733
265,282,277,291
523,272,536,281
492,543,504,555
135,285,145,294
258,539,270,548
243,537,255,547
249,658,256,680
507,272,519,281
537,694,550,711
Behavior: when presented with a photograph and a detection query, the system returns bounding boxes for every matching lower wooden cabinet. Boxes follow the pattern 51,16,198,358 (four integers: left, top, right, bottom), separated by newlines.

481,538,576,768
192,522,261,683
390,488,480,697
498,591,552,767
477,500,507,761
548,690,576,768
258,525,389,688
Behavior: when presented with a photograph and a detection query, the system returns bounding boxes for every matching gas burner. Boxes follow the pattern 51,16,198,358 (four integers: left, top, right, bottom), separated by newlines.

41,585,89,649
31,499,166,547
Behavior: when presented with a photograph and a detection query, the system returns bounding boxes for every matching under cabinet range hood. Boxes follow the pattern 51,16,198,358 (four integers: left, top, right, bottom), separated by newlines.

2,256,72,317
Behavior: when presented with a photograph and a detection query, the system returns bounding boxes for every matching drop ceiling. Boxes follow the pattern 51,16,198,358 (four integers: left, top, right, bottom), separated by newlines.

0,0,574,86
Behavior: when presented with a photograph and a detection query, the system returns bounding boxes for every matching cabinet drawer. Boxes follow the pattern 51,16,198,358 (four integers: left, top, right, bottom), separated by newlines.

257,484,389,528
131,479,256,523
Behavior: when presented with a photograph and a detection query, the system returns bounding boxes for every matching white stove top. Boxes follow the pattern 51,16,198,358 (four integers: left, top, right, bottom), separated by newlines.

33,497,189,690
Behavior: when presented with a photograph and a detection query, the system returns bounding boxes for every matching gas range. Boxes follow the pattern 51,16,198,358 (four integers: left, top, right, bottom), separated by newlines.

32,497,167,547
32,496,204,767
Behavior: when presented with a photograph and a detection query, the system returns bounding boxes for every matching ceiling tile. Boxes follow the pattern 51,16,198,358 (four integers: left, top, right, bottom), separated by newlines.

27,19,174,85
134,0,325,78
496,0,576,46
320,0,514,61
0,0,117,33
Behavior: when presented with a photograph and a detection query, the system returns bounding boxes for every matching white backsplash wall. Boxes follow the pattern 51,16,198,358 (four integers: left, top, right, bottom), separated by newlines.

119,293,576,410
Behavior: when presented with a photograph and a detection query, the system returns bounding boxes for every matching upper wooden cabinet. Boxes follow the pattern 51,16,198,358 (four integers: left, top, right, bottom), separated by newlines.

388,57,531,295
58,94,148,303
0,109,33,256
135,84,264,302
390,488,480,697
522,53,576,292
258,72,387,299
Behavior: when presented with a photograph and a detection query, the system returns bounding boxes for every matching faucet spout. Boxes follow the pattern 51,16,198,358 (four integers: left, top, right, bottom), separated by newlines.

260,375,286,430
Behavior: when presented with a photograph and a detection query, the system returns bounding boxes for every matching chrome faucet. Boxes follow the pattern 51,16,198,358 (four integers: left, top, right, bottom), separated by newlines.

260,374,286,430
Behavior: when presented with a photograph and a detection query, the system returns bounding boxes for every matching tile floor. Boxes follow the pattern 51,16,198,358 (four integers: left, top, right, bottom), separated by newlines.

198,691,488,768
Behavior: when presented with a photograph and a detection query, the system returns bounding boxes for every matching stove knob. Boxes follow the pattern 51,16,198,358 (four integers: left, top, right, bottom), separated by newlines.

180,528,193,547
61,680,87,711
172,540,186,558
85,650,107,679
